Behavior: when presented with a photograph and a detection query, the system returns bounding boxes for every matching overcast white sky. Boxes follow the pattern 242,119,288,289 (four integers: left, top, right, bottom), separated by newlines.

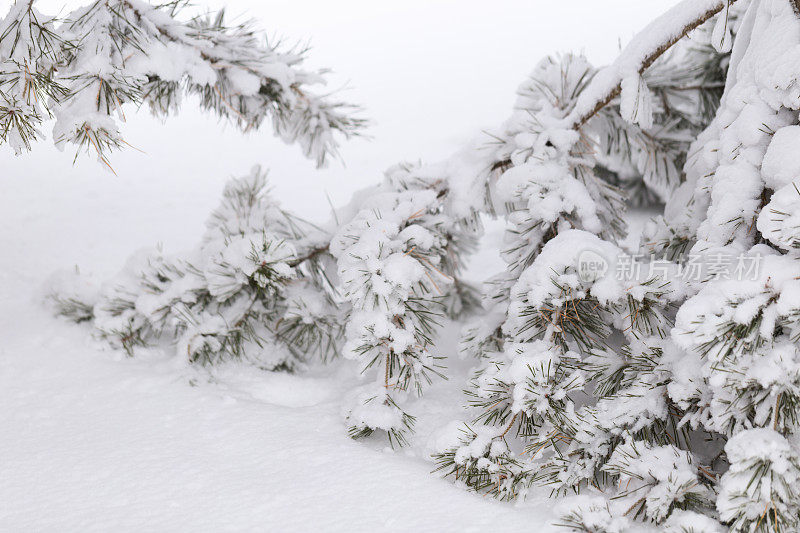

3,1,679,240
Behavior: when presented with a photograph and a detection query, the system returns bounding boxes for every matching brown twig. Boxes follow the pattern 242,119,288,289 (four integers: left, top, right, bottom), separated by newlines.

288,244,329,267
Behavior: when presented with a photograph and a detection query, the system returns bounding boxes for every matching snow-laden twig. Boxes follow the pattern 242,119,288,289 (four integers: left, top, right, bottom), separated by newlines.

566,0,739,129
490,0,738,173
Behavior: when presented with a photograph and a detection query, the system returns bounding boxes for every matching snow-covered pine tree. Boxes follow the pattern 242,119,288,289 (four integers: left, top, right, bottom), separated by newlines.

438,0,737,489
48,0,800,528
434,0,800,531
0,0,363,167
432,0,800,531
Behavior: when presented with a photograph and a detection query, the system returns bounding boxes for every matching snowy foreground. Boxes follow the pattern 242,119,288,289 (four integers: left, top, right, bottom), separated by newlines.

0,168,555,532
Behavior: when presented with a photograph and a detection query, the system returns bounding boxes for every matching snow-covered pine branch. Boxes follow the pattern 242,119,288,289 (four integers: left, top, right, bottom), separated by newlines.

0,0,364,167
483,0,739,205
567,0,739,130
50,167,343,368
329,162,484,446
434,230,690,505
50,157,485,445
594,34,732,203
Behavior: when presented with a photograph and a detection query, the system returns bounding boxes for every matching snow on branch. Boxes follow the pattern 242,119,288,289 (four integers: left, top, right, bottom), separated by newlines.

566,0,738,129
0,0,365,168
490,0,738,176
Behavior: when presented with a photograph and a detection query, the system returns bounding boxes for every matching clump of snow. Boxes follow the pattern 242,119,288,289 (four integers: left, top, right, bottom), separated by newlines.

671,251,800,433
506,230,683,321
620,73,654,129
471,341,583,418
710,7,734,53
718,429,800,530
553,495,631,533
761,126,800,190
663,510,725,533
343,384,406,433
494,161,602,235
603,438,709,523
757,182,800,251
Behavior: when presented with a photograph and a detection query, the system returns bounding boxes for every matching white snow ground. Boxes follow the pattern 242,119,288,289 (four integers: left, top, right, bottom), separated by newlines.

1,1,677,531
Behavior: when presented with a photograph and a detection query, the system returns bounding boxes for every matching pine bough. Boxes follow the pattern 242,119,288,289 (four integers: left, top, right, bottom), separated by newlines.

0,0,364,167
